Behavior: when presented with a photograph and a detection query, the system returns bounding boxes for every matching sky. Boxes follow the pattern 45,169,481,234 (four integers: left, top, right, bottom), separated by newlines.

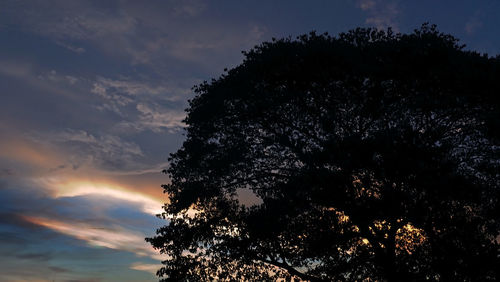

0,1,499,281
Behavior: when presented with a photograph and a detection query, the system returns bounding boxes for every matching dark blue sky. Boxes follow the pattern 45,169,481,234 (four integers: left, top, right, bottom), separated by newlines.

0,1,499,281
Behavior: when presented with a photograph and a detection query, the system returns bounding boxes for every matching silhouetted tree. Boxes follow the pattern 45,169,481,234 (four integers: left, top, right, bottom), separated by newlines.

147,24,500,281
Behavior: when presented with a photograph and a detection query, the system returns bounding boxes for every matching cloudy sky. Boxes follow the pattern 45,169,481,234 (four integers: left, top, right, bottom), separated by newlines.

0,0,499,281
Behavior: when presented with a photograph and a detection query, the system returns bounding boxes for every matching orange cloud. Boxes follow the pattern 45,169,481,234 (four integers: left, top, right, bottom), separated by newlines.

39,178,165,215
0,138,62,170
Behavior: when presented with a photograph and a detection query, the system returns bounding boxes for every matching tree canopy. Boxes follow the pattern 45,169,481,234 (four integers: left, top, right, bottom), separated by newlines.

147,24,500,281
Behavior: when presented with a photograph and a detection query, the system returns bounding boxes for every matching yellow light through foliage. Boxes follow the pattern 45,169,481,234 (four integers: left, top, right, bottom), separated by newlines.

396,223,427,255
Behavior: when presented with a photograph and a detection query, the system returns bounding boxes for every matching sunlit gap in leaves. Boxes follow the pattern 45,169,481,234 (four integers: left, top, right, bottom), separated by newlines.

160,187,262,220
321,207,427,255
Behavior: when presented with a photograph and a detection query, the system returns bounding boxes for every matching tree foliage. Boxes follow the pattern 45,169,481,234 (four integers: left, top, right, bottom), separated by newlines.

147,24,500,281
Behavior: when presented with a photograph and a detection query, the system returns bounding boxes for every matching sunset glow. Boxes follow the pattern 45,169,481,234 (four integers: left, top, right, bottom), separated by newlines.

1,1,498,281
49,180,165,215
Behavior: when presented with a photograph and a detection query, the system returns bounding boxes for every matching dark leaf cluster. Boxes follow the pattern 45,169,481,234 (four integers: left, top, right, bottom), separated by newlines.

148,24,500,281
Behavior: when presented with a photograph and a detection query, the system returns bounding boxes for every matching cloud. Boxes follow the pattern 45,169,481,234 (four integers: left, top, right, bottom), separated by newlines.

0,173,167,278
2,1,144,65
356,0,400,30
92,77,171,97
126,23,266,67
114,103,185,134
0,136,64,174
0,178,166,266
2,0,266,70
66,130,141,153
49,266,71,273
38,70,79,85
90,76,190,127
103,162,170,176
1,125,168,180
35,10,138,42
358,0,376,10
465,10,483,35
16,252,53,261
0,168,15,177
55,41,86,54
0,60,32,78
89,82,187,133
0,59,86,102
49,129,144,170
40,178,164,215
130,262,161,274
162,23,267,67
134,102,186,133
88,76,188,133
0,1,269,280
91,81,135,116
171,0,206,17
1,0,209,66
90,76,181,115
23,216,163,260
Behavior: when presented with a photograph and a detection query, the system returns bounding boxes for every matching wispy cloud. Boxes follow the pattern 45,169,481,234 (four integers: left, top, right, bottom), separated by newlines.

23,216,163,260
2,0,266,70
0,60,33,78
163,23,267,65
55,41,86,54
0,60,85,101
89,76,188,133
31,129,145,172
91,81,135,116
171,0,206,17
130,262,161,274
465,10,483,35
38,70,79,85
59,129,142,160
134,102,185,133
356,0,400,30
0,174,165,280
358,0,376,10
0,135,63,173
90,76,185,116
36,10,138,42
114,103,185,134
92,77,172,97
